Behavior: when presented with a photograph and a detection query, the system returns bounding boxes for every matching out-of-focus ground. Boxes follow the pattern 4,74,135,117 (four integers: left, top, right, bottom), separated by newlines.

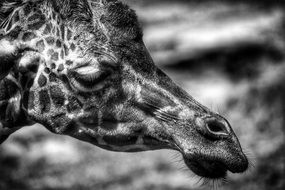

1,0,285,189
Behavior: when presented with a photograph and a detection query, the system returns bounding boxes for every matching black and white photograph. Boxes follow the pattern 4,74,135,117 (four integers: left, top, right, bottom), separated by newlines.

0,0,284,189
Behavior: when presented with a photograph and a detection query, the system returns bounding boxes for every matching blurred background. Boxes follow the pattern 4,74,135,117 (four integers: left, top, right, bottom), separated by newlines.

1,0,285,189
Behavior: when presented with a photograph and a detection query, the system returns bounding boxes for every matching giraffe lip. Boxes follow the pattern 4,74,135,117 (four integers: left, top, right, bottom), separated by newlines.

183,156,228,179
182,152,248,178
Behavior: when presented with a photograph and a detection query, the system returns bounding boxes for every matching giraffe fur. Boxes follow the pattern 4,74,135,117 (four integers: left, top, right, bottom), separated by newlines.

0,0,248,180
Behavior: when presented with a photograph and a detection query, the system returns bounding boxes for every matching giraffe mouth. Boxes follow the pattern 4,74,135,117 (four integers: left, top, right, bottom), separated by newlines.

182,151,248,179
184,157,228,179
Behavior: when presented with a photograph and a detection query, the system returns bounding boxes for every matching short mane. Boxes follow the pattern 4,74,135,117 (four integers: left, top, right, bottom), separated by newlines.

0,0,141,35
0,0,142,41
0,0,92,24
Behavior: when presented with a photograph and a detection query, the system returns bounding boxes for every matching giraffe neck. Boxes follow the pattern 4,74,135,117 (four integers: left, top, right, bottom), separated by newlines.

0,2,75,128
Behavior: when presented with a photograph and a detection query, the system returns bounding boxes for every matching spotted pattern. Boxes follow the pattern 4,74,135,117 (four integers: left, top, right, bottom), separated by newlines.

22,32,37,42
49,73,57,82
27,17,46,30
23,4,31,16
45,36,55,45
47,49,54,56
56,28,60,37
60,24,65,40
63,44,69,56
60,49,64,59
56,39,62,47
38,89,51,113
51,113,72,134
50,86,65,107
51,52,59,61
0,3,248,180
57,64,64,72
38,74,47,87
66,29,72,40
67,96,82,112
7,26,22,39
0,0,191,153
50,63,56,70
36,40,45,52
13,11,20,23
70,43,76,51
43,23,52,34
66,60,73,65
44,68,51,74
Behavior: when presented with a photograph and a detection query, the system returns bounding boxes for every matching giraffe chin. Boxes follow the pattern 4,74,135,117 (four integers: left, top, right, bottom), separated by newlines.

183,157,228,179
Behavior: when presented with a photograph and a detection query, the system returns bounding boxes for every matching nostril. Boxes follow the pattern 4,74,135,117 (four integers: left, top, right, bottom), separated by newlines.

206,120,229,136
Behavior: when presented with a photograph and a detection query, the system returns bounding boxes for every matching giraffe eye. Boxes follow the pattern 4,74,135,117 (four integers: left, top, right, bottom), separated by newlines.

68,65,112,92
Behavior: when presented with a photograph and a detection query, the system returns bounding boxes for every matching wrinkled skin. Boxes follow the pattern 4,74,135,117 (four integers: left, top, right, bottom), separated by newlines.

0,0,248,180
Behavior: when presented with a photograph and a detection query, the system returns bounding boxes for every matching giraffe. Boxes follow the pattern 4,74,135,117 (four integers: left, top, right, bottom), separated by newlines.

0,0,248,180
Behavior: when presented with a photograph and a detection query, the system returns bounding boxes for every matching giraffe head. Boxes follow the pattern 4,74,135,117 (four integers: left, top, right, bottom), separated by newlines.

0,0,248,179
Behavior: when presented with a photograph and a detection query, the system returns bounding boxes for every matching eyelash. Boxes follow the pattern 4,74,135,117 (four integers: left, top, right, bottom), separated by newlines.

67,54,119,92
69,67,112,92
74,70,110,85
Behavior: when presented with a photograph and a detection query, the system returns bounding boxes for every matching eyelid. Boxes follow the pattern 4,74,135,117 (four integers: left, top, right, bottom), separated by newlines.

75,65,100,75
74,54,117,70
98,55,118,68
69,69,111,92
73,69,110,83
73,58,93,69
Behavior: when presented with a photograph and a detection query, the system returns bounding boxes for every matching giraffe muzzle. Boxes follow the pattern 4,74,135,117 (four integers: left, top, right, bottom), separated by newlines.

183,149,248,179
168,115,249,179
